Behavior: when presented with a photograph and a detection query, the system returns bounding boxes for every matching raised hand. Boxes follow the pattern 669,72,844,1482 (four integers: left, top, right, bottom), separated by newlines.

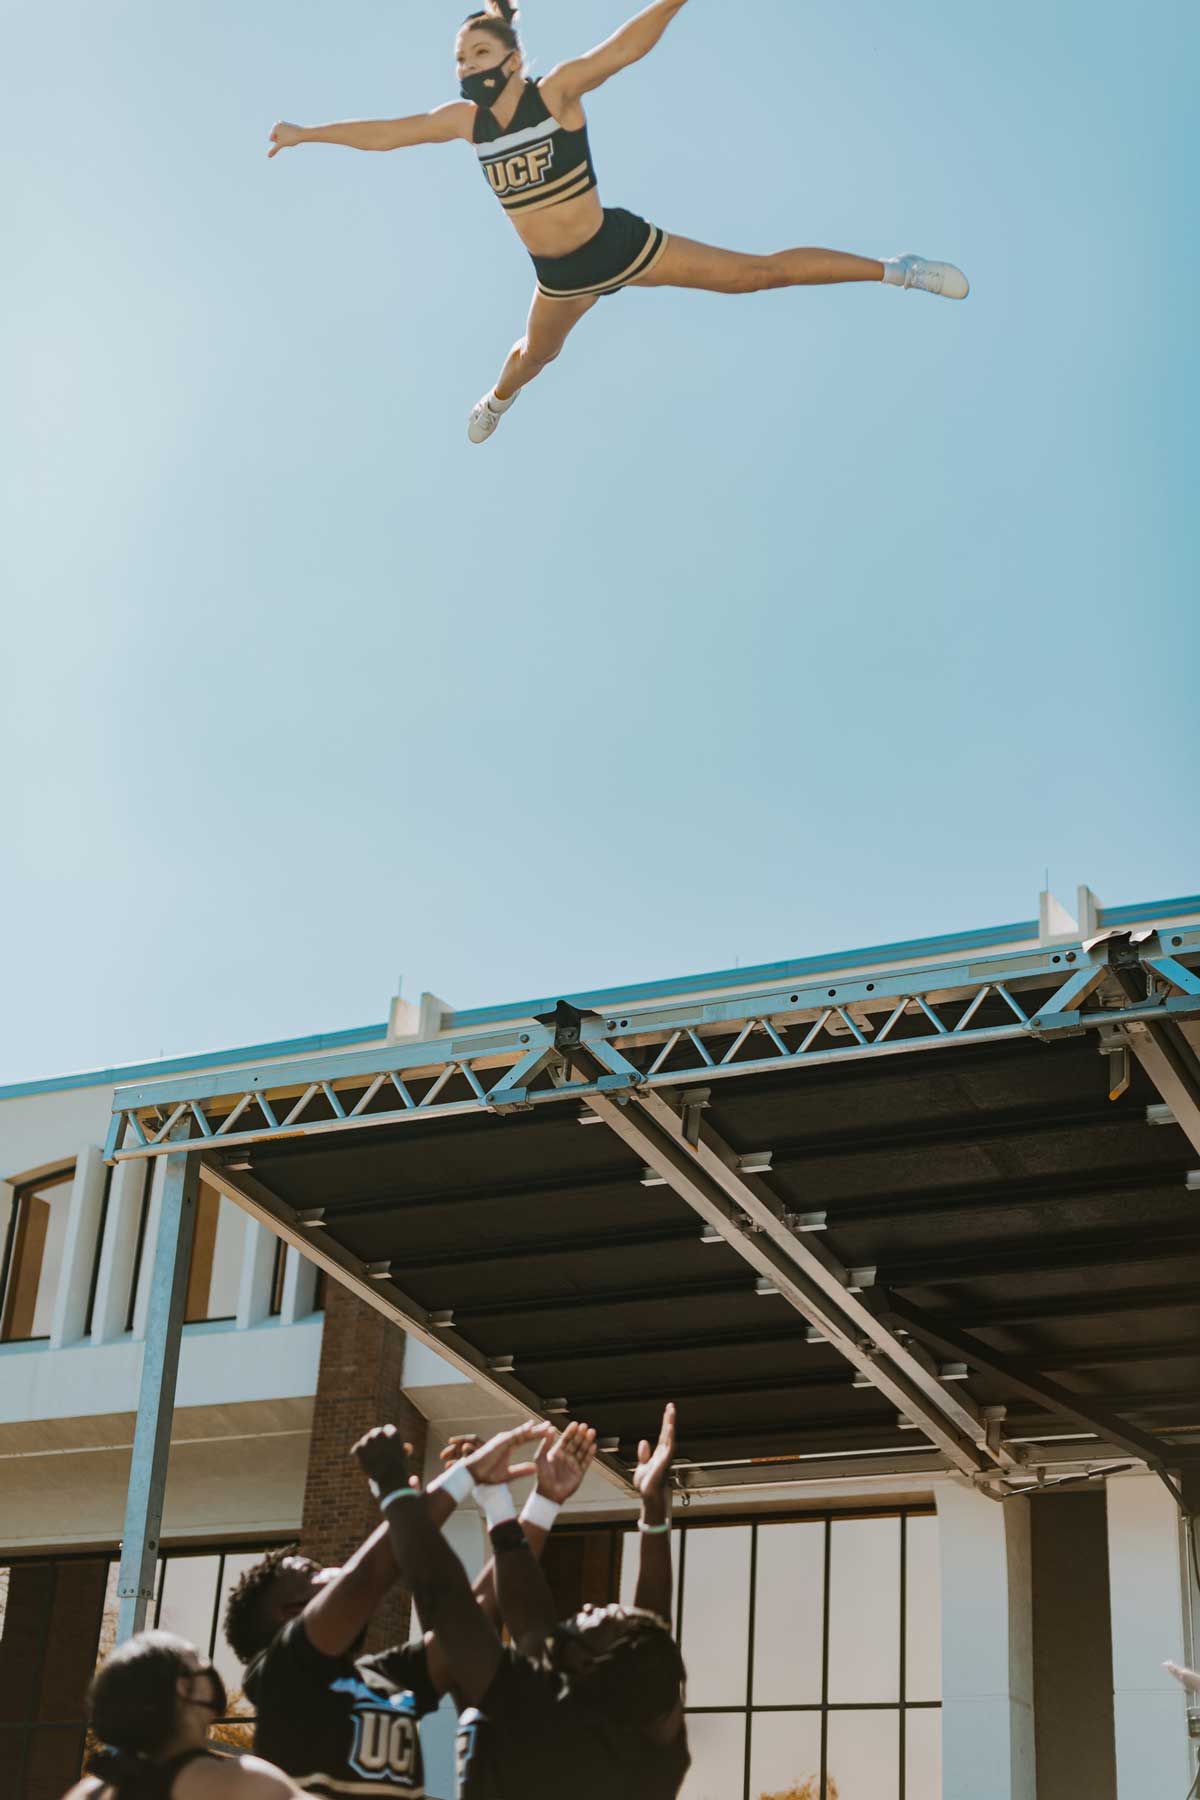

633,1402,676,1515
535,1421,598,1504
1165,1661,1200,1696
268,121,305,158
464,1421,555,1486
351,1423,419,1495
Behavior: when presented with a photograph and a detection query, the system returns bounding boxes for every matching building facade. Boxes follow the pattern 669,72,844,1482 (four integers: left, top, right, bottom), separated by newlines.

3,890,1198,1800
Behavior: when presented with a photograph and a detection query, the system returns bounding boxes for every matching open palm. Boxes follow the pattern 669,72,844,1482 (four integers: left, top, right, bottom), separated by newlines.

536,1421,598,1503
633,1402,676,1503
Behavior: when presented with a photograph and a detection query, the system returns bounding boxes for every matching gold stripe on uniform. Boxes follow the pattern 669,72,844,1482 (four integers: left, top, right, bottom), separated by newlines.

538,228,670,299
500,170,595,214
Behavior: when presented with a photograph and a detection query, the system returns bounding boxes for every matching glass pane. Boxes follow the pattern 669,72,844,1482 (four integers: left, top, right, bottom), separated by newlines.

0,1563,54,1722
680,1712,746,1800
905,1709,942,1799
26,1722,88,1800
826,1709,899,1800
32,1185,73,1339
157,1555,222,1659
207,1197,244,1319
748,1709,822,1799
214,1554,268,1707
753,1521,825,1706
827,1517,900,1703
97,1564,121,1669
680,1527,752,1707
39,1559,107,1722
905,1516,940,1703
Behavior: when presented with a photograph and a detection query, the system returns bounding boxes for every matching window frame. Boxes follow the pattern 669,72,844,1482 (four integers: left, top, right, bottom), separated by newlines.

0,1165,76,1344
550,1503,940,1800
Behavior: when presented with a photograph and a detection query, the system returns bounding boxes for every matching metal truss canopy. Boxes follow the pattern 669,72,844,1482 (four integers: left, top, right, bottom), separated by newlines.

106,924,1200,1499
106,928,1200,1163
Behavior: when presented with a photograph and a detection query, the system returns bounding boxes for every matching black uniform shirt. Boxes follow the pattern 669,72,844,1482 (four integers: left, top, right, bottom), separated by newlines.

456,1648,689,1800
246,1617,439,1798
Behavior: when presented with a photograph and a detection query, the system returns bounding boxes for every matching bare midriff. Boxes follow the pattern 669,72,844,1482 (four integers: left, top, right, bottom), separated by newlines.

505,185,606,260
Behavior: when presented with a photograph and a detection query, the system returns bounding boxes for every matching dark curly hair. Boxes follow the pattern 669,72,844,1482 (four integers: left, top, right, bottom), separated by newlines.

223,1545,311,1665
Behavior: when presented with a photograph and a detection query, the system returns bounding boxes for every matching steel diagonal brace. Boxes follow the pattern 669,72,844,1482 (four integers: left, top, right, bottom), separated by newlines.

608,1079,1013,1467
1102,934,1200,1159
582,1087,1001,1480
878,1293,1199,1472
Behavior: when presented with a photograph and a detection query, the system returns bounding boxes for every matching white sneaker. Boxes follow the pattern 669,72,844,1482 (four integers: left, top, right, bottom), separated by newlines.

885,254,970,300
467,390,517,444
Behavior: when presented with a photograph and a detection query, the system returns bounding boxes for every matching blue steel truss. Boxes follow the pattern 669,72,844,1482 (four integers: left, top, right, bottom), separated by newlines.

105,925,1200,1163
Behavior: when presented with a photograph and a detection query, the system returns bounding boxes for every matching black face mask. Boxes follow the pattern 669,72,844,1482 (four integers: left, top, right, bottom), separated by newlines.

460,57,514,106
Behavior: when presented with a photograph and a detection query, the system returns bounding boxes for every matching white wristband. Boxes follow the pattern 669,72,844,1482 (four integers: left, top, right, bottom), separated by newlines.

520,1492,561,1533
478,1483,517,1529
429,1460,477,1507
638,1519,671,1536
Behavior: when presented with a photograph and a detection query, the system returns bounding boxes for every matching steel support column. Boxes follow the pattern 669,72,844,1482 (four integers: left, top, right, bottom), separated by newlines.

115,1130,200,1640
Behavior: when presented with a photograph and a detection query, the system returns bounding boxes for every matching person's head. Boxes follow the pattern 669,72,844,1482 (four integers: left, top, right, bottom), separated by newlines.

88,1631,226,1759
456,2,523,106
554,1604,686,1729
223,1546,331,1665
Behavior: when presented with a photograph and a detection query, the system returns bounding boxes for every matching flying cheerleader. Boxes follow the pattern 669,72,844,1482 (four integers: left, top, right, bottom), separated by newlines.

269,0,970,445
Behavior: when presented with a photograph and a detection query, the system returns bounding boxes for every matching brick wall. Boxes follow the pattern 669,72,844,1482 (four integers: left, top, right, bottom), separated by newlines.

300,1283,427,1651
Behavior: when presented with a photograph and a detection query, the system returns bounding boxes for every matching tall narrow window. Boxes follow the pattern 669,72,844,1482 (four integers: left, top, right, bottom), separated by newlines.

124,1162,156,1333
268,1238,287,1317
183,1184,243,1323
0,1168,75,1344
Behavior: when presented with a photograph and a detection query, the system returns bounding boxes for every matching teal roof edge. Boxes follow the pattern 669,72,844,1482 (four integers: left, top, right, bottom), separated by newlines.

2,893,1197,1102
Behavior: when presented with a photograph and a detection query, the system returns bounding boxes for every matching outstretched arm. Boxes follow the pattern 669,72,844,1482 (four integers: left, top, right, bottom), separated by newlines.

447,1422,598,1628
268,103,473,156
351,1425,506,1707
633,1403,676,1621
546,0,690,102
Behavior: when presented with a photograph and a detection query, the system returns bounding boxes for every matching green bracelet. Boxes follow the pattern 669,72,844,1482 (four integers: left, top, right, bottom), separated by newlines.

638,1519,671,1535
380,1488,419,1509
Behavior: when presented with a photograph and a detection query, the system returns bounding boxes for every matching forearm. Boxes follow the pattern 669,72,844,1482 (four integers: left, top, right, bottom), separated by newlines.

492,1526,558,1655
633,1493,673,1619
291,119,404,151
301,1521,400,1655
614,0,689,64
471,1521,548,1628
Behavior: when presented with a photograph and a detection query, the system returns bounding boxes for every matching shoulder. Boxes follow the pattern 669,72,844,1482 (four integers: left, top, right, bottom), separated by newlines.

359,1642,438,1715
536,70,587,132
430,99,475,141
253,1616,338,1690
180,1753,298,1800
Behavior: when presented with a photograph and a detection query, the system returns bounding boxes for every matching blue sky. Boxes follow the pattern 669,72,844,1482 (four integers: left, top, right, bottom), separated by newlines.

2,0,1196,1083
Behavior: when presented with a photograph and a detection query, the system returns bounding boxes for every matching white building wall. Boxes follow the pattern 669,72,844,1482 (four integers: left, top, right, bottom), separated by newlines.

1106,1471,1196,1798
1,1075,325,1558
936,1481,1035,1800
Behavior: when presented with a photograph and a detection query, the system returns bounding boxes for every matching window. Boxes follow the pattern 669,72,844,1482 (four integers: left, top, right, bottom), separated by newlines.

0,1554,109,1798
184,1183,244,1323
544,1508,941,1800
670,1512,941,1800
0,1167,75,1344
124,1161,157,1333
268,1238,287,1317
0,1541,286,1798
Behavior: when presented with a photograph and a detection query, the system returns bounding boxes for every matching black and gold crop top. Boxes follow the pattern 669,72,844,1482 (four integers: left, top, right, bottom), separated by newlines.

472,79,597,216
